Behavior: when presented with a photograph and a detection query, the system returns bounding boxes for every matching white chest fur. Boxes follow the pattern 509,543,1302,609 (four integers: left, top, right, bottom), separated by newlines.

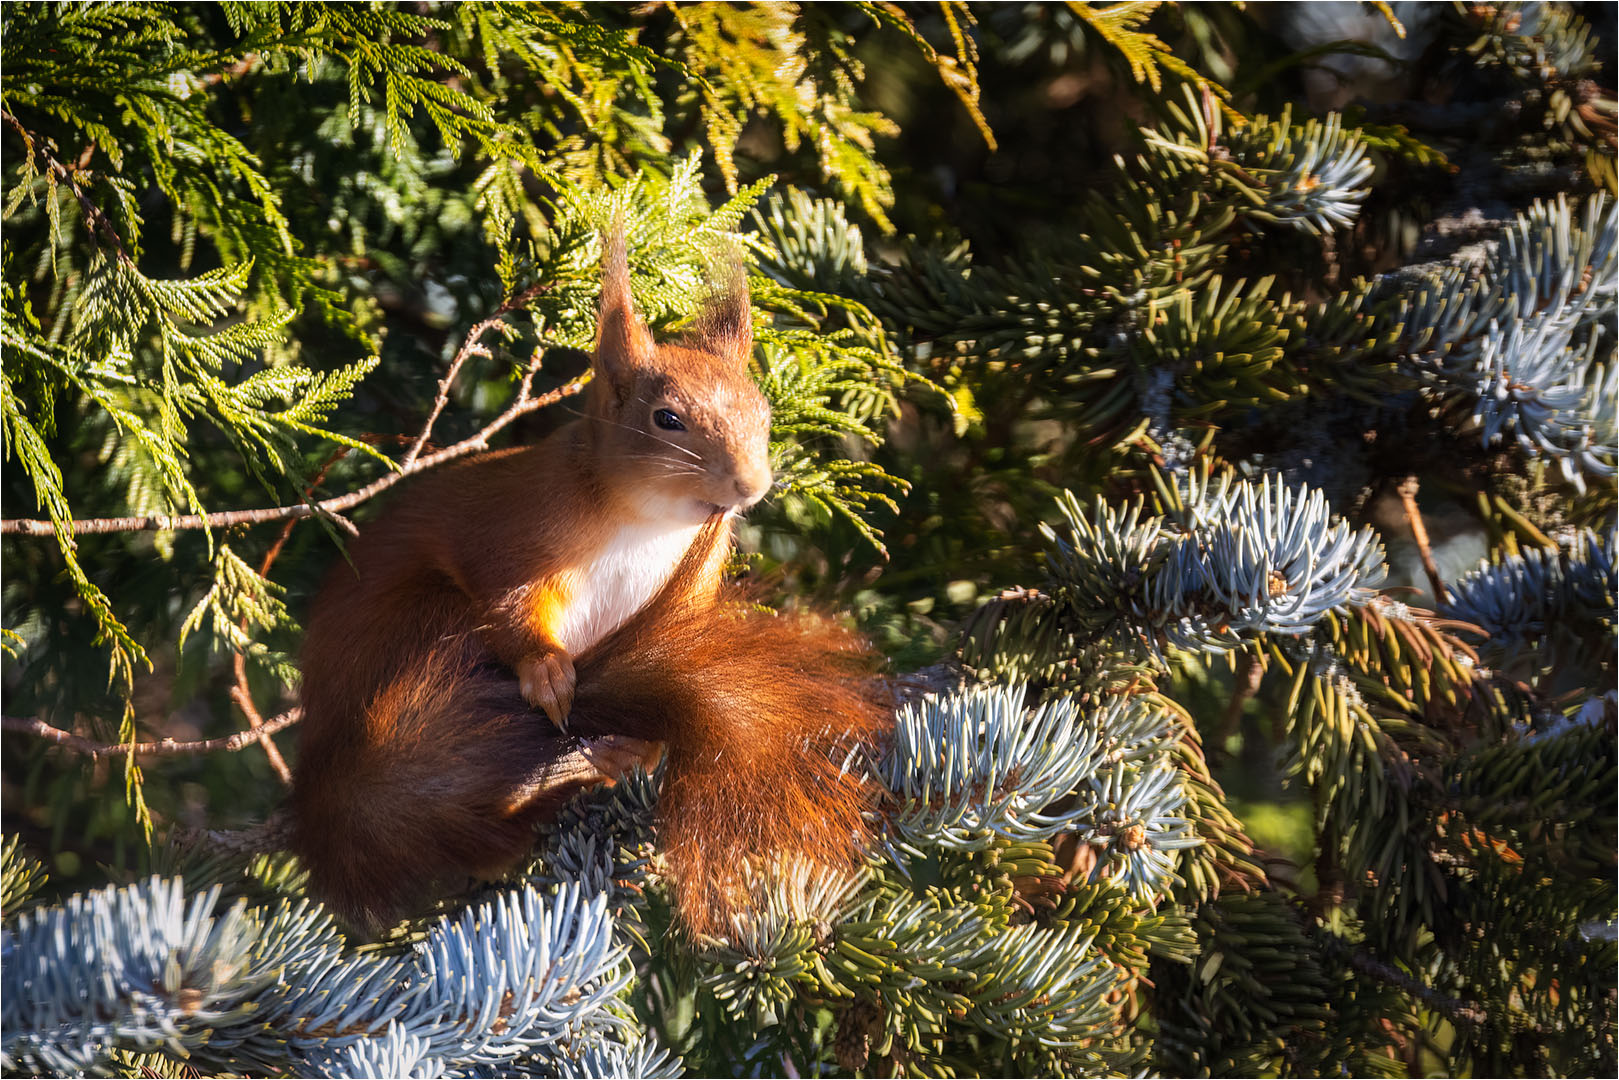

554,520,702,655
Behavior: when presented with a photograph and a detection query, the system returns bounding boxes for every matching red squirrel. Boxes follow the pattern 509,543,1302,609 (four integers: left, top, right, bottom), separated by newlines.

291,237,885,933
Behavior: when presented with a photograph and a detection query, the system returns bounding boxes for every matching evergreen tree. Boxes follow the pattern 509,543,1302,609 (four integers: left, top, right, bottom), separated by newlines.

3,3,1614,1077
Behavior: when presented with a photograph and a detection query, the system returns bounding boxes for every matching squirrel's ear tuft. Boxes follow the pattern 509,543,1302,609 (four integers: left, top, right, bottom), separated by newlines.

595,229,655,387
689,261,753,375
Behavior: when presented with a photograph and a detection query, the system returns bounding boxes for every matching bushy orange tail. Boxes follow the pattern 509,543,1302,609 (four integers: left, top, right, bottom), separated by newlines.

570,568,886,935
567,516,887,936
293,518,887,935
291,644,610,928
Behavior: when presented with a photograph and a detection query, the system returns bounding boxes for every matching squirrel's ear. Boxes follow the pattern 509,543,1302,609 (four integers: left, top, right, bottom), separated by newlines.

595,230,654,388
690,264,753,375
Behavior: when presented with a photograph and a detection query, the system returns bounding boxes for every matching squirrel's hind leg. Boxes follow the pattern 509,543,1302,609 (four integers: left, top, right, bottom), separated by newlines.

579,735,665,781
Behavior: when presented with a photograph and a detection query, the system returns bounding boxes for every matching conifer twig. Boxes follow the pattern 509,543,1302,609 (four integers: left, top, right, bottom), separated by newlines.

0,132,569,540
3,709,303,758
1397,476,1450,604
1,365,586,537
1,109,133,264
401,282,550,469
1345,948,1487,1028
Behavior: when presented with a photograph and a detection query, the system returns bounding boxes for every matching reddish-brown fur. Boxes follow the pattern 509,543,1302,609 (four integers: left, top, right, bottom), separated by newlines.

294,515,886,932
568,518,887,936
291,634,609,924
291,238,882,932
295,235,770,737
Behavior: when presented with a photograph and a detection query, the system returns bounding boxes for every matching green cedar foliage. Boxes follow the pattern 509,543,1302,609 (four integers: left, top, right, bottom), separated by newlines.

0,0,941,827
3,3,1616,1078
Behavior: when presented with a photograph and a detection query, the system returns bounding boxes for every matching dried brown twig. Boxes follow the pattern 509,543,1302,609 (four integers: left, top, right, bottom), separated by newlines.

230,451,353,786
1397,476,1450,604
3,709,303,759
1214,648,1266,751
401,282,550,468
1,298,583,537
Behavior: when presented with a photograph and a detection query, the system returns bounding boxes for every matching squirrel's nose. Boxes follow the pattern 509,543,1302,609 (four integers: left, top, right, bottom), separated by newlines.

734,471,771,507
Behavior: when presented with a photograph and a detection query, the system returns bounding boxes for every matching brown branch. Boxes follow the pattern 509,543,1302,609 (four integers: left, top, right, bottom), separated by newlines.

401,281,550,469
1214,648,1266,750
230,679,291,783
1344,948,1487,1028
228,448,353,786
1397,476,1449,604
3,708,303,759
2,109,132,263
170,813,293,857
2,370,587,536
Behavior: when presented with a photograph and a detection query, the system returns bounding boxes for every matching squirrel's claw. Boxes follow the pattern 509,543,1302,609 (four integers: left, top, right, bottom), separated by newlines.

518,651,576,731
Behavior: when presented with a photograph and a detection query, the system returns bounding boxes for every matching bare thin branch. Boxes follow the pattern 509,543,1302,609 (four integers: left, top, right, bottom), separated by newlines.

1214,648,1266,749
3,708,303,758
401,281,550,469
2,375,588,536
170,813,293,857
1344,948,1487,1028
231,681,292,783
1397,476,1450,604
227,448,353,786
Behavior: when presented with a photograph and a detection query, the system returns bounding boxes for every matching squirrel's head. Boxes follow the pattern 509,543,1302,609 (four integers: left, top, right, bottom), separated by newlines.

586,234,772,525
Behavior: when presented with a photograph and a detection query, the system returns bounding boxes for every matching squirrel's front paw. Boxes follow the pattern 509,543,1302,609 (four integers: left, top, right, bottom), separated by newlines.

517,650,576,730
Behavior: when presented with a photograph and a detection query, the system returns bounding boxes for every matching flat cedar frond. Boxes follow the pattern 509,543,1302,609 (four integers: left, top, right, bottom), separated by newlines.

1068,1,1238,117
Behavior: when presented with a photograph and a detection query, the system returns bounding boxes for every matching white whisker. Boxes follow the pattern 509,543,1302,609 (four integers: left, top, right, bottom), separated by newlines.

614,454,706,475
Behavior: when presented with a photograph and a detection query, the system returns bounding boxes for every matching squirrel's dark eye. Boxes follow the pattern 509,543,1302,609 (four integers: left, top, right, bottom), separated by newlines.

653,408,685,432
